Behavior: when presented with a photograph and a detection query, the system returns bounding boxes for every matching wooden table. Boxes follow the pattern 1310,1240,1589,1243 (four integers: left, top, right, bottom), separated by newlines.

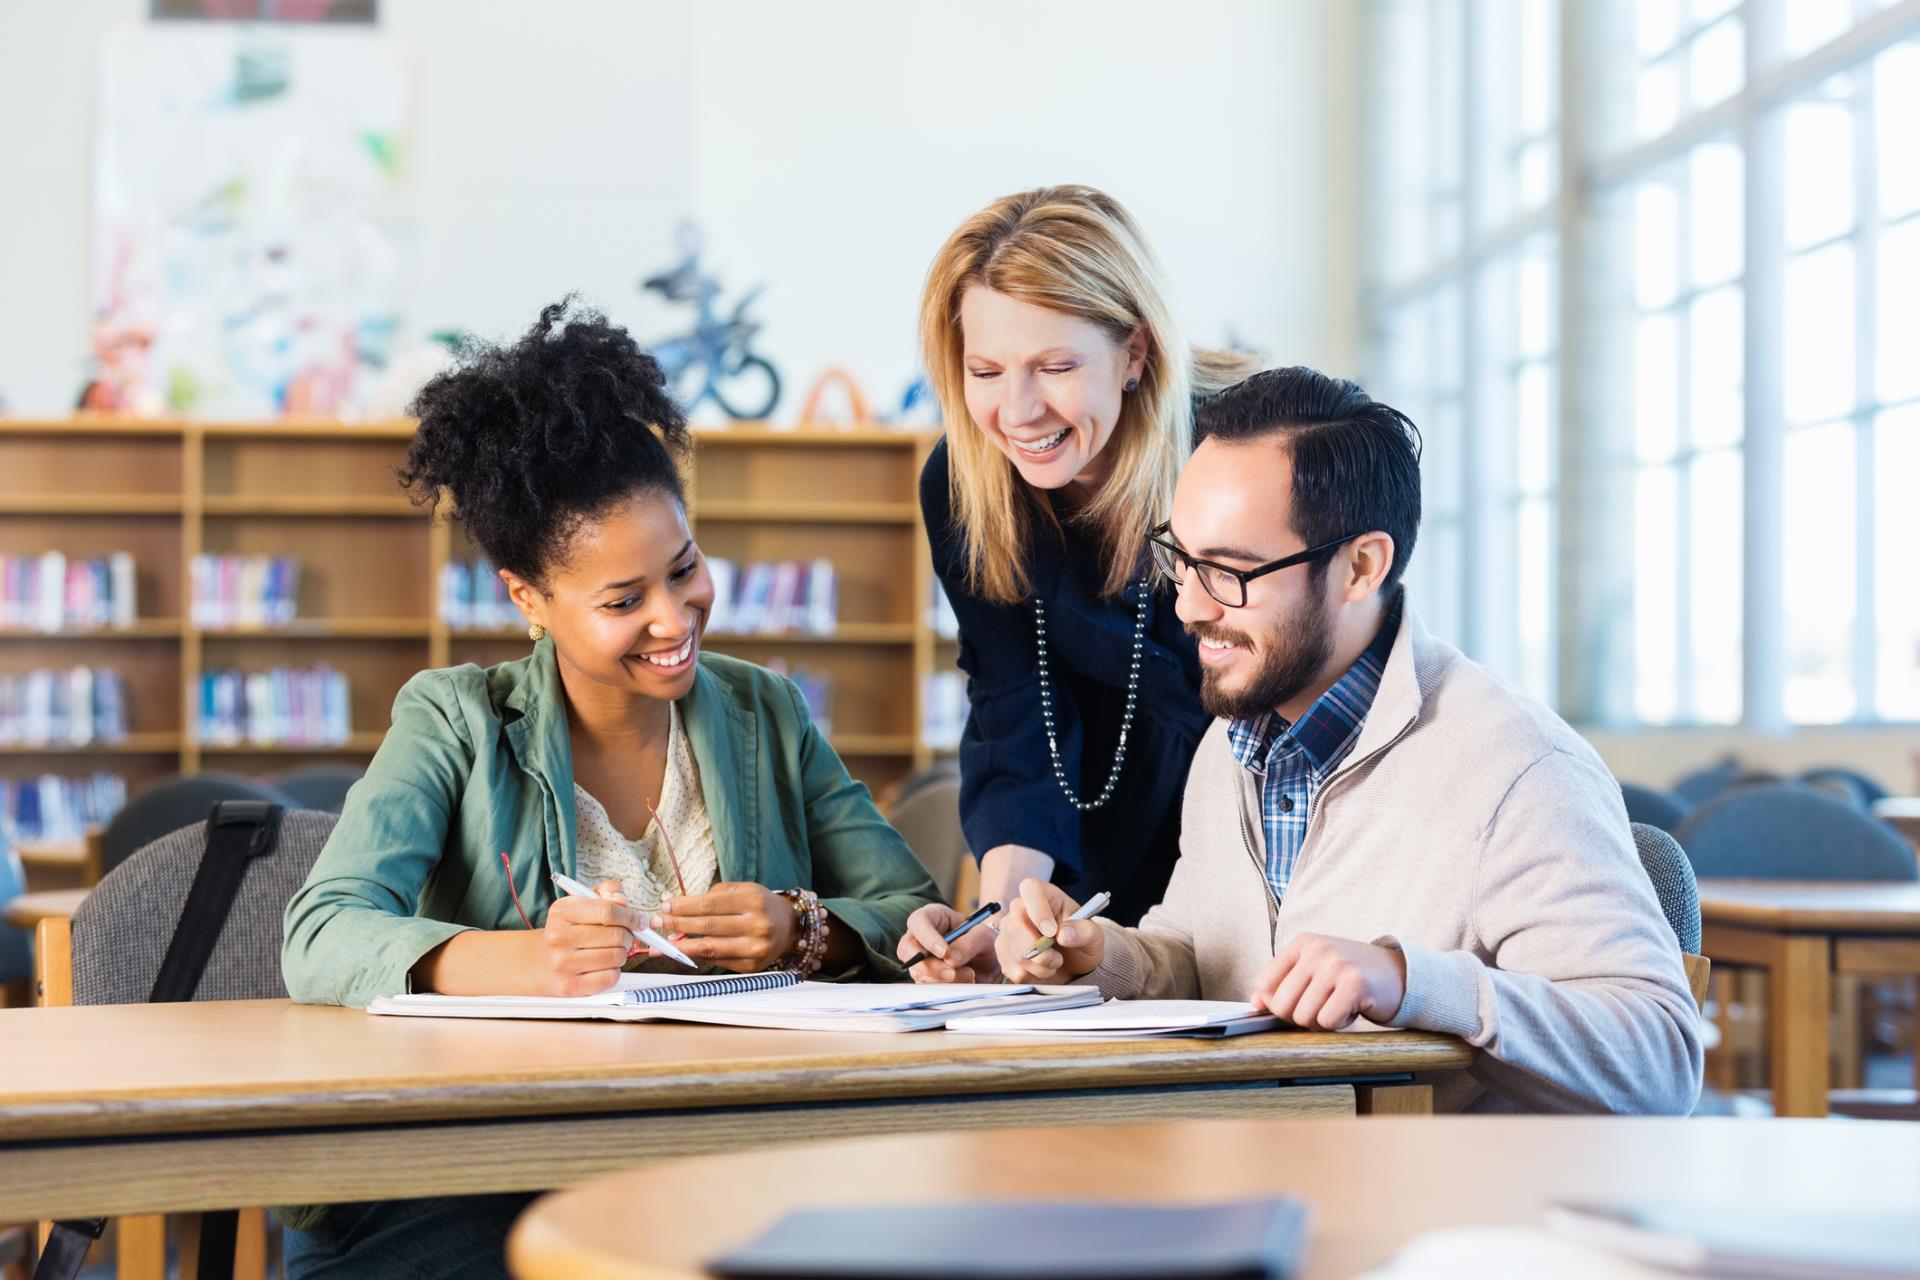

0,887,85,930
1697,877,1920,1117
507,1114,1920,1280
0,1000,1471,1222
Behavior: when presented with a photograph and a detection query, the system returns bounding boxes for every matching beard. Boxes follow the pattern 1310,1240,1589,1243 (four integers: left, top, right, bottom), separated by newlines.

1192,581,1336,721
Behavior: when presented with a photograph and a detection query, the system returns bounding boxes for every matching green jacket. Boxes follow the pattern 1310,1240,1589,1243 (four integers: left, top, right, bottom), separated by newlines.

282,639,944,1008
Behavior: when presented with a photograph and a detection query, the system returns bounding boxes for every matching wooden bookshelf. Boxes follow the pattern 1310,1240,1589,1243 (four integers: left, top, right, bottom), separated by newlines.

0,419,945,797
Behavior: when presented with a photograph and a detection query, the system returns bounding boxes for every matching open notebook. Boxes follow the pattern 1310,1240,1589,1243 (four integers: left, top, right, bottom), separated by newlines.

946,999,1280,1039
366,973,1102,1032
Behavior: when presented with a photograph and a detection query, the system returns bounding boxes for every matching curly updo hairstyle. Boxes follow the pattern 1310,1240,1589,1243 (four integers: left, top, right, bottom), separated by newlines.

398,296,691,586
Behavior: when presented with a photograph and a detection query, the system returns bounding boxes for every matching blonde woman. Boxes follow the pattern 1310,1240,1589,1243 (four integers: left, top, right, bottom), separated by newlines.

899,185,1256,984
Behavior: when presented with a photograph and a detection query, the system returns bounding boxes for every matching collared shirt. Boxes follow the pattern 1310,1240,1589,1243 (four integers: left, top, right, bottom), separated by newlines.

1226,593,1403,905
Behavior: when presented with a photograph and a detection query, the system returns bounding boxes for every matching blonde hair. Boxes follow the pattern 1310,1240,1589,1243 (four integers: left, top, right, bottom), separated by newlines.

920,185,1258,603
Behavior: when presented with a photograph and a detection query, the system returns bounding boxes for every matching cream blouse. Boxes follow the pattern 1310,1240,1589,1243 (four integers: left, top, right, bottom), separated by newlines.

572,702,720,913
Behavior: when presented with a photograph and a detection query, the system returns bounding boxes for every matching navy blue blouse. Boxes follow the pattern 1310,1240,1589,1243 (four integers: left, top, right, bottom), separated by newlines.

921,439,1212,927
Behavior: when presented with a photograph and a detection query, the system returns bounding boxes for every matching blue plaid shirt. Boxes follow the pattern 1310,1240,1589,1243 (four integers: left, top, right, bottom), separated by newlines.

1226,595,1403,905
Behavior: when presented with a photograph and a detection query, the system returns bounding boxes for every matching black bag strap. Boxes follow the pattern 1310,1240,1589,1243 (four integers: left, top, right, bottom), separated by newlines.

37,804,282,1280
30,1218,104,1280
149,799,283,1004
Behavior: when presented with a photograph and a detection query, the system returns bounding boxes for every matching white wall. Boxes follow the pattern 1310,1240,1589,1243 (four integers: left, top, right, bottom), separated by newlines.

0,0,1355,419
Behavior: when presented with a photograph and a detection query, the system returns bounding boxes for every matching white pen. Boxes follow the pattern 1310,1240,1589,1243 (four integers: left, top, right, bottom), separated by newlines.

550,871,699,969
1021,889,1113,961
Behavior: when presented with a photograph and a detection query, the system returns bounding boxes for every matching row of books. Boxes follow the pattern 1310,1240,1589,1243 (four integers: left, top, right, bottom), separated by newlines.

921,671,966,751
708,559,837,636
928,581,959,640
437,559,528,632
190,555,302,630
0,552,138,633
0,772,127,844
763,658,834,735
0,668,131,746
197,666,351,747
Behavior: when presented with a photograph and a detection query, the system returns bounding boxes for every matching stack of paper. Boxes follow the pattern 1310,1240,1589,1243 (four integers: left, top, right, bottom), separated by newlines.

946,999,1279,1039
367,976,1103,1033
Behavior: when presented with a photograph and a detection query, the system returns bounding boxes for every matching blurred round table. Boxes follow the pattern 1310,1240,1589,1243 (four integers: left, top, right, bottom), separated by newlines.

506,1115,1920,1280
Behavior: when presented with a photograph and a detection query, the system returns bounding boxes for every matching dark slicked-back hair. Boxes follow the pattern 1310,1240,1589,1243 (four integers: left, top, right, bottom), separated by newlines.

1195,366,1423,591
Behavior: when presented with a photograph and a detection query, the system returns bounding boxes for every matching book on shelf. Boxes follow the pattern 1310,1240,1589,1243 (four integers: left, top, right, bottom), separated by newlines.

197,664,349,747
929,578,960,639
764,658,833,734
0,552,138,632
438,557,528,631
191,554,300,630
705,557,838,636
921,671,966,751
0,771,126,843
0,667,129,746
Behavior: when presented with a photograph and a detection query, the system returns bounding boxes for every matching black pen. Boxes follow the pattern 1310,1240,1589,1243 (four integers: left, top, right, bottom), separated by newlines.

901,900,1003,971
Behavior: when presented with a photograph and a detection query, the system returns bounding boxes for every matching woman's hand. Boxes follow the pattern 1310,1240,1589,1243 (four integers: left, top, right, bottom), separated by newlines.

994,877,1104,984
651,882,800,973
897,903,1002,984
978,844,1056,915
540,878,643,996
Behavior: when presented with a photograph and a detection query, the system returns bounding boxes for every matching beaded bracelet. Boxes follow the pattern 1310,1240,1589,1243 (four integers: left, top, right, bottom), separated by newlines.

777,887,829,976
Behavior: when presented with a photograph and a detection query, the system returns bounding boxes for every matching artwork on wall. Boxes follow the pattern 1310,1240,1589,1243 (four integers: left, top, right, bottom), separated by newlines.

91,27,415,418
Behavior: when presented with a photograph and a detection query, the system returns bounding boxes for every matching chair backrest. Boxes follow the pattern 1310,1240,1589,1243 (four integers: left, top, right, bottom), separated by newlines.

1798,766,1890,809
1630,822,1701,955
1620,783,1691,835
272,765,364,813
1672,757,1742,806
1673,784,1920,881
886,772,970,905
0,839,31,985
71,809,337,1006
95,772,298,880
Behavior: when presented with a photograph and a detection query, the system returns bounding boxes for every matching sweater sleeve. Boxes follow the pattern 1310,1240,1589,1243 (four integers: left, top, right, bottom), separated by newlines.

921,443,1084,874
1380,747,1705,1115
1075,738,1220,1000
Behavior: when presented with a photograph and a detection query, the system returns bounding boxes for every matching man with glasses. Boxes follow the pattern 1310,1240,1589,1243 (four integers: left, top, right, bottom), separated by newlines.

990,366,1703,1114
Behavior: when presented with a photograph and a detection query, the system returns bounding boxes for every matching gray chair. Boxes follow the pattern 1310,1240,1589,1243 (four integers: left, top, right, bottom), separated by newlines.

94,773,298,881
73,808,336,1005
886,768,970,906
1621,783,1692,836
1673,784,1919,882
273,765,364,814
1798,766,1891,810
0,840,30,988
1631,823,1701,955
1631,822,1708,1010
1673,758,1743,806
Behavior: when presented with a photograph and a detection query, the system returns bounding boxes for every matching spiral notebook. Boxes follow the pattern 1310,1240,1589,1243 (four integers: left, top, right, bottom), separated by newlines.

365,975,1101,1032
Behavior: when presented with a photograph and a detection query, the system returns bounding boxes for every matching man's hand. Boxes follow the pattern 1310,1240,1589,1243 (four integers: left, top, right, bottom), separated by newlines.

994,878,1104,983
1250,933,1407,1030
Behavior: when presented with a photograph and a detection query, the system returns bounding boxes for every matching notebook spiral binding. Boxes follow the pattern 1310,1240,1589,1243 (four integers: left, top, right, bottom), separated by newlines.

625,970,802,1004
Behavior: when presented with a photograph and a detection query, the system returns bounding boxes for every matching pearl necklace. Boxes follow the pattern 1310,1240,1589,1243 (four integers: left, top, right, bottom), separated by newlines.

1033,571,1150,812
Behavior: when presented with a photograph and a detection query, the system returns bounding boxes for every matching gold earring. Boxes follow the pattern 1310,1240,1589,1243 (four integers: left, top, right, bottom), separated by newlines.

528,623,546,642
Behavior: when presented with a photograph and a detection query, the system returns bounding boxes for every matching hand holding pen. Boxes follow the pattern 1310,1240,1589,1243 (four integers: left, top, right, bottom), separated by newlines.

995,880,1110,983
897,899,1006,984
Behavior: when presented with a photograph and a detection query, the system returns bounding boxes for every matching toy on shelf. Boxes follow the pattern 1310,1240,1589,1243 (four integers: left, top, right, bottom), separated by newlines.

641,225,780,420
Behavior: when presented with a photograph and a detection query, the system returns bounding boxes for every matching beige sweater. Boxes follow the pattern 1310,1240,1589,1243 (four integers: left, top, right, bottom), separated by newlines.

1086,604,1704,1114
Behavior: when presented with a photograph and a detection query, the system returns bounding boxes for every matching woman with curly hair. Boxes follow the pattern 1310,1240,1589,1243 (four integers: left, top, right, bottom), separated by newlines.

278,298,942,1277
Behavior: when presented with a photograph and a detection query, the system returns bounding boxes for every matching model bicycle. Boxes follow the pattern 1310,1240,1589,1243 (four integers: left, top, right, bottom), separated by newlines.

641,229,781,420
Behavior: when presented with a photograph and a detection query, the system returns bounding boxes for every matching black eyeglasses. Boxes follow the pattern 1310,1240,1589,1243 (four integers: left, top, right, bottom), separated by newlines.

1146,522,1362,608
